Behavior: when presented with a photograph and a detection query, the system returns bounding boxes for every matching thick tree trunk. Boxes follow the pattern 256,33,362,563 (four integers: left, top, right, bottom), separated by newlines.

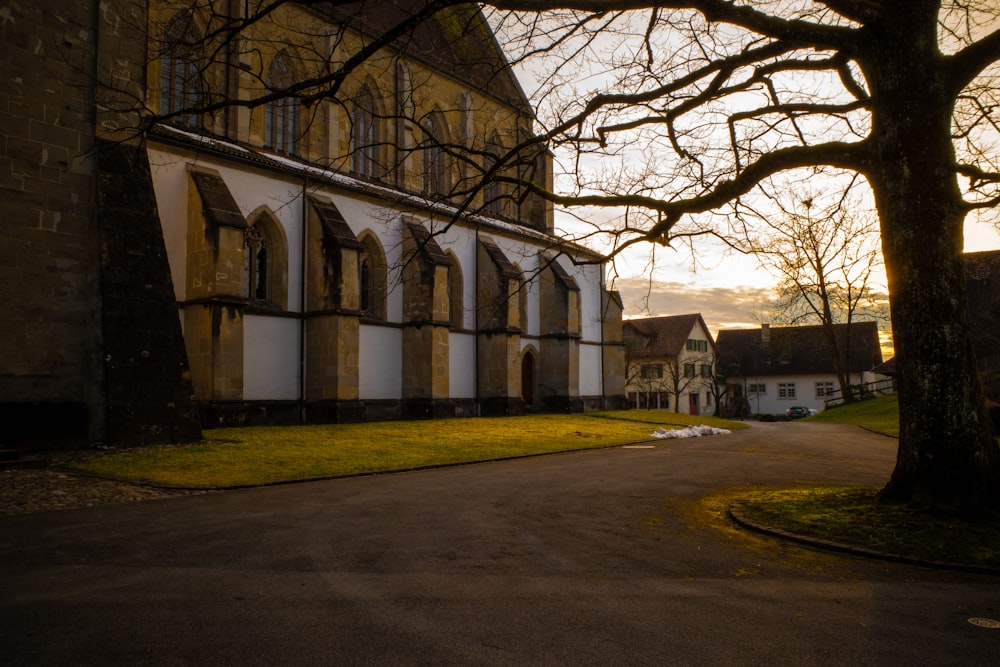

863,5,1000,511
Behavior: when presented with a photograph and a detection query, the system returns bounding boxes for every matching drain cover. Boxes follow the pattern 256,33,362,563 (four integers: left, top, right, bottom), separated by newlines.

968,618,1000,629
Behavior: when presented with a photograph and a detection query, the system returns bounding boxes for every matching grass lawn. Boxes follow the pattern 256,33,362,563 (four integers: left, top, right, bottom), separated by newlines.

734,486,1000,569
68,411,745,488
741,396,1000,569
806,394,900,436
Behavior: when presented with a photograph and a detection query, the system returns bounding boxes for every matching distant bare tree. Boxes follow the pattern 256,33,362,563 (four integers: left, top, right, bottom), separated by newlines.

739,180,885,402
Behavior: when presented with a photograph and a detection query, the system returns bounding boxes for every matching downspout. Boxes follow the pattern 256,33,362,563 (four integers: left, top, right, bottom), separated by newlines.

474,221,480,416
599,265,606,411
299,180,309,423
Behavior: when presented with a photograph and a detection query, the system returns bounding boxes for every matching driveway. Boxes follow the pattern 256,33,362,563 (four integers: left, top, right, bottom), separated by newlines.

1,422,997,665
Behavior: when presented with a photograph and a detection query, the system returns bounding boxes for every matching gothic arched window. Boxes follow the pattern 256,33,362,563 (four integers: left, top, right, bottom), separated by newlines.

446,250,464,329
483,134,503,216
244,223,270,302
358,233,387,320
352,86,379,179
265,50,297,154
422,111,447,196
159,12,202,128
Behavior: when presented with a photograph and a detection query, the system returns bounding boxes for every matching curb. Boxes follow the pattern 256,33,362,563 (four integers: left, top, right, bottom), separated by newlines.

728,502,1000,576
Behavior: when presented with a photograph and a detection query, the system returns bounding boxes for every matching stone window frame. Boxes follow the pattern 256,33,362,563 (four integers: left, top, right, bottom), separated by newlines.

158,11,205,129
351,83,382,180
512,263,529,334
445,249,465,329
482,133,505,217
358,231,387,321
265,49,299,155
422,108,450,197
243,207,289,311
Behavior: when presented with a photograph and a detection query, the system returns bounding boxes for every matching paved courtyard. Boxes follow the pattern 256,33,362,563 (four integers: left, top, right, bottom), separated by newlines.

1,421,998,665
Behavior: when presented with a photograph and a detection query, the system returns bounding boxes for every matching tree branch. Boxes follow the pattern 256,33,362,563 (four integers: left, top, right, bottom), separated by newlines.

947,25,1000,94
488,1,860,48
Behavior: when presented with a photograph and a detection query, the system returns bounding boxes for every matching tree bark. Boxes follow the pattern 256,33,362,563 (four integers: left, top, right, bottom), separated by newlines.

862,4,1000,511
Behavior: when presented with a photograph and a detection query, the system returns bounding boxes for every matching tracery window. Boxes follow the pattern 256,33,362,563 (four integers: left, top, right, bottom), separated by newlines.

422,111,447,196
244,223,270,302
358,233,386,320
159,12,202,128
265,50,297,154
483,134,503,216
446,251,464,329
352,86,379,179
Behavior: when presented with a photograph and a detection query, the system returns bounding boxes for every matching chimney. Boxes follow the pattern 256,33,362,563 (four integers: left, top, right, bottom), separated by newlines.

761,323,770,346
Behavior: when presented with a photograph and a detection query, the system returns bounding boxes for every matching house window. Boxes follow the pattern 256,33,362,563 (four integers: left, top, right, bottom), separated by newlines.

352,86,379,179
706,392,712,406
748,383,766,394
684,363,695,378
700,364,712,378
159,13,201,128
640,364,663,379
265,50,297,154
778,383,797,399
686,339,709,352
816,381,835,398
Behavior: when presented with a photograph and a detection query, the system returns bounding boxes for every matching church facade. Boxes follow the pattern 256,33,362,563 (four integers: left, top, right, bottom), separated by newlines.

2,0,626,446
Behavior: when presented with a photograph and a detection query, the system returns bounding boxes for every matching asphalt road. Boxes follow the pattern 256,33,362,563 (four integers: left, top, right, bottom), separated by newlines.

2,421,998,666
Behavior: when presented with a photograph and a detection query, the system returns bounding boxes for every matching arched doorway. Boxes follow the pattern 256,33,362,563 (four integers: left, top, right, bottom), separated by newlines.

521,351,535,406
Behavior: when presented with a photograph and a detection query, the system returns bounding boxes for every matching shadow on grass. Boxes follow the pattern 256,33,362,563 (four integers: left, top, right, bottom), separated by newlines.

730,486,1000,572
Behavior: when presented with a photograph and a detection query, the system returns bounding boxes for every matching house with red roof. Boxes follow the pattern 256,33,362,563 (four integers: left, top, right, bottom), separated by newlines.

623,314,719,415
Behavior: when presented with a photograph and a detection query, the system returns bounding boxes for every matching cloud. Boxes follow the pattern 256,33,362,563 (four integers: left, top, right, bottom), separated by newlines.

612,276,896,358
612,277,777,335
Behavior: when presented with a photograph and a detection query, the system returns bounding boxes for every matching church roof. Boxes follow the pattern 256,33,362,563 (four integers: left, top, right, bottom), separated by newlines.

319,1,532,115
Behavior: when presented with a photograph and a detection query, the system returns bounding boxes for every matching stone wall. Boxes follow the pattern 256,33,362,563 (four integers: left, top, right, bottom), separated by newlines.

1,1,205,448
97,143,202,446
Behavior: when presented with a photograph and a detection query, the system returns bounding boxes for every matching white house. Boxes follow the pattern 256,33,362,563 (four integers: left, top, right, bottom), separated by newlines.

623,314,718,415
716,322,883,417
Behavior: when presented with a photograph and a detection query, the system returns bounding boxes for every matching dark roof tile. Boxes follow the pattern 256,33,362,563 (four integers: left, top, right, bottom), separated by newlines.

715,322,883,377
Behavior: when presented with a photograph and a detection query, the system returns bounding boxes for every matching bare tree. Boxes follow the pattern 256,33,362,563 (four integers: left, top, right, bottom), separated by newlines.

488,0,1000,512
661,354,714,414
624,341,713,413
739,181,885,403
120,0,1000,510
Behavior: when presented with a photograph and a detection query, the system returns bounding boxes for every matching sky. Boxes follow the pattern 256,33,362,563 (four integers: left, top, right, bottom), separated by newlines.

602,219,1000,359
497,8,1000,357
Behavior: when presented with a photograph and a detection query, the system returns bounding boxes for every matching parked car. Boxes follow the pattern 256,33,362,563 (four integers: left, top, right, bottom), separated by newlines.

785,406,810,420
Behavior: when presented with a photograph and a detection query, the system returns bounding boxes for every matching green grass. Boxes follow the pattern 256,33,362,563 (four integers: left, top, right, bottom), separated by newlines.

807,394,900,436
735,486,1000,569
68,412,744,488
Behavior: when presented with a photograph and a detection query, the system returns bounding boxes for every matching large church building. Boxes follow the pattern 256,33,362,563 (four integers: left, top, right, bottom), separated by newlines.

2,0,626,447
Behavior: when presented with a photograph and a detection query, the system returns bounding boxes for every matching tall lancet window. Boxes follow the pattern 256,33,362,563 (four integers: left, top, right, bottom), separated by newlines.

265,50,297,154
159,12,201,128
244,224,270,302
352,86,379,179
